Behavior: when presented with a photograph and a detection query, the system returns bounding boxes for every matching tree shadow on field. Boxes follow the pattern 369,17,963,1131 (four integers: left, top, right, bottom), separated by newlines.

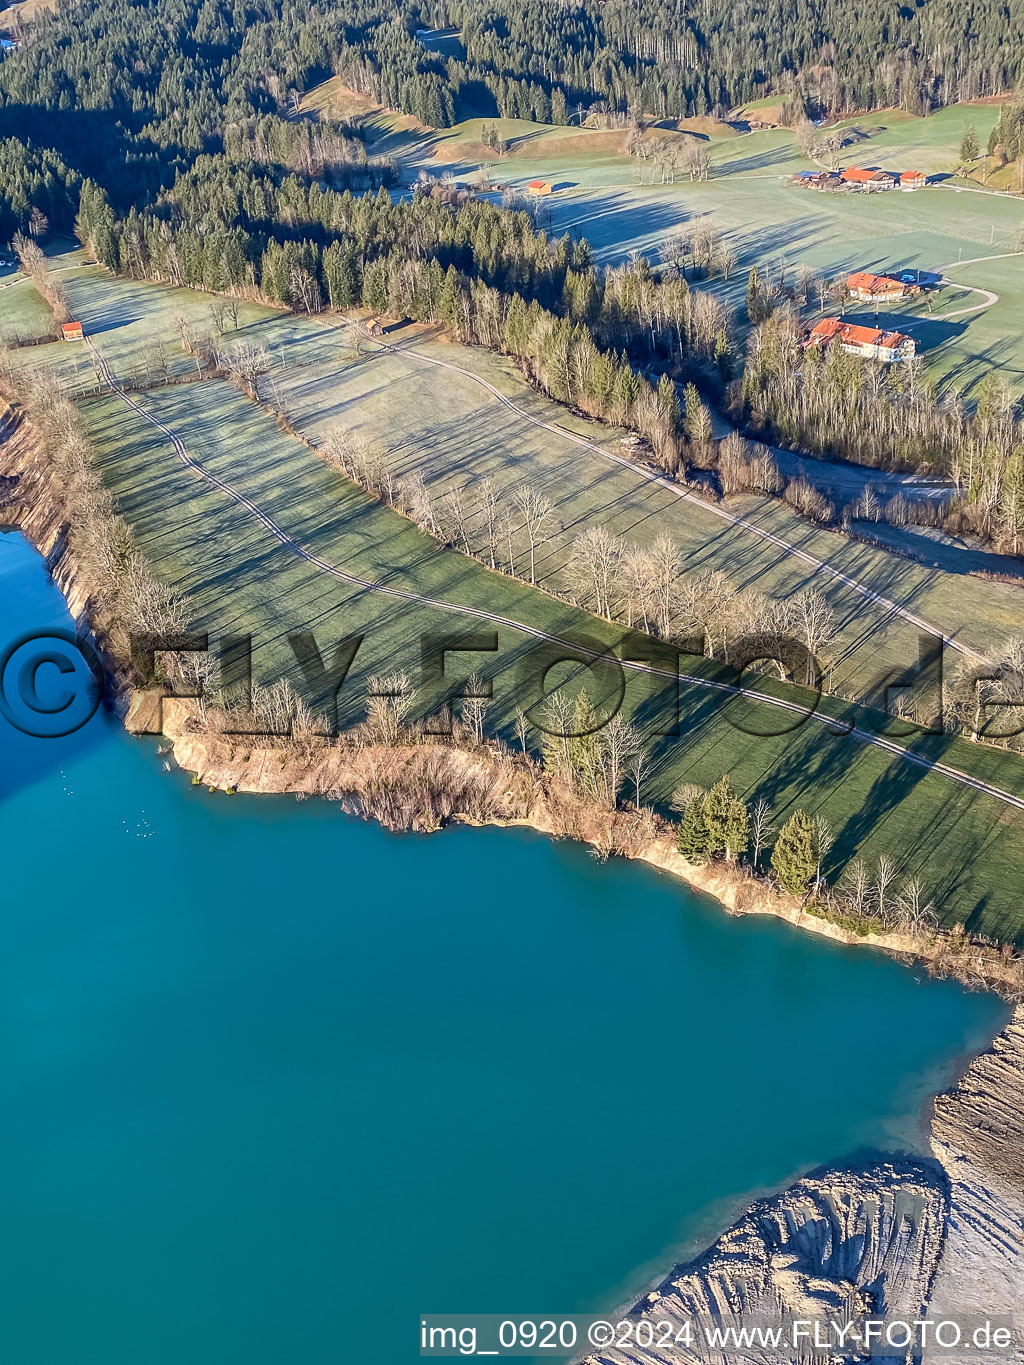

825,736,1015,933
712,144,798,175
939,334,1024,397
543,191,692,264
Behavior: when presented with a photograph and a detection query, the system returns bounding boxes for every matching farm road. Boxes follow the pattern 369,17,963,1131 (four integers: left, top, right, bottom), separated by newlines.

85,336,1024,811
338,318,985,661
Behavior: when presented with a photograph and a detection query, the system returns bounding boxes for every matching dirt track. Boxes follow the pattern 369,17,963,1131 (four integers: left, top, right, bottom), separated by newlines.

87,337,1024,813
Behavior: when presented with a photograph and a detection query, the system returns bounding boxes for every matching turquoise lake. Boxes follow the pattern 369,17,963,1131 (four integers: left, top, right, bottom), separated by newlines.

0,528,1008,1363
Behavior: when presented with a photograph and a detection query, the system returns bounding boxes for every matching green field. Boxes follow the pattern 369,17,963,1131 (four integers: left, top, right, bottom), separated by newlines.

79,372,1024,943
538,181,1023,396
320,88,1024,396
8,265,276,389
21,259,1024,699
267,318,1024,687
10,258,1024,938
0,275,57,343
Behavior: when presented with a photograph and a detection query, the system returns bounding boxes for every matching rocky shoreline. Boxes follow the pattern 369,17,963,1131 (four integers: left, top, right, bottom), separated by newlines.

4,390,1024,1360
581,1007,1024,1365
133,693,1024,998
0,398,94,630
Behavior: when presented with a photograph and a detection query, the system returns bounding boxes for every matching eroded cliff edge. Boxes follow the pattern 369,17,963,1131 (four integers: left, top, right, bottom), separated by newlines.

4,391,1023,1359
582,1006,1024,1365
0,399,93,628
927,1008,1024,1361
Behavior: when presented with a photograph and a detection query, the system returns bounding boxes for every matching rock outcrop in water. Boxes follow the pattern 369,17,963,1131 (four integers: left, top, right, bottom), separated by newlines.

0,397,94,630
926,1008,1024,1362
584,1007,1024,1365
583,1162,948,1365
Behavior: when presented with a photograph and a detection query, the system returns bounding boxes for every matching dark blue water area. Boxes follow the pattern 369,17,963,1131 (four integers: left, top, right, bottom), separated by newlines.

0,529,1007,1363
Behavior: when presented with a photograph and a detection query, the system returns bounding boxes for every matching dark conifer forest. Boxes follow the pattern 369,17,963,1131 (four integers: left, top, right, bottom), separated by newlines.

1,0,1022,514
2,0,1023,227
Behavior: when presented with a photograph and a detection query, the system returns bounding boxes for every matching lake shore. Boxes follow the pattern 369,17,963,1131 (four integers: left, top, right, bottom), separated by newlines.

581,1003,1024,1365
5,385,1024,1358
133,690,1024,1000
145,698,1024,1362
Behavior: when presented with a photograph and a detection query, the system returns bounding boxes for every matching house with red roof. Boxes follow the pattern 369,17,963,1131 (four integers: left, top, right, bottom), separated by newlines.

840,167,895,189
846,271,913,302
808,317,916,362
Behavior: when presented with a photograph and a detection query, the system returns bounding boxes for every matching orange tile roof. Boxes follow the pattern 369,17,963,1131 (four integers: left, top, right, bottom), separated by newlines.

809,318,913,350
841,167,894,183
810,317,844,339
847,270,907,295
836,322,883,345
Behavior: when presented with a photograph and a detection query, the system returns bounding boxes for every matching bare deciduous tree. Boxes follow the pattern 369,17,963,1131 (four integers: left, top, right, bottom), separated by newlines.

511,484,558,585
459,673,490,744
224,341,271,398
814,815,834,886
366,671,416,745
514,707,531,755
750,798,775,867
873,854,897,923
565,524,623,618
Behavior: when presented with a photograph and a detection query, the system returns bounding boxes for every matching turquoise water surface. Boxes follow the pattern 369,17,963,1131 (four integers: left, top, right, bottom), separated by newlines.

0,529,1008,1363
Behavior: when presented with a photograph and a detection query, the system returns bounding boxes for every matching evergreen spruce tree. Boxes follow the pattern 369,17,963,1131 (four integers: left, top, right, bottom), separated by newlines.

746,265,767,323
682,382,712,451
657,373,681,429
566,691,603,798
960,123,980,161
771,810,818,894
702,776,750,862
677,796,711,864
438,266,463,331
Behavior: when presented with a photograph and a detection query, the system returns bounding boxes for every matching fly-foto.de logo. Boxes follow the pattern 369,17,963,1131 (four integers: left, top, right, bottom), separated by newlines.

0,630,105,738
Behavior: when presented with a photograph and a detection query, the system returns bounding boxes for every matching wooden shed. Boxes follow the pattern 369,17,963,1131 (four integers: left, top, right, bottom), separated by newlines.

527,179,553,196
60,321,84,342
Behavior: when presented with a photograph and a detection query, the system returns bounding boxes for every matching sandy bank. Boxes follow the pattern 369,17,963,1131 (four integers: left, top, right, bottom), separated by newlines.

138,693,1024,999
581,1005,1024,1365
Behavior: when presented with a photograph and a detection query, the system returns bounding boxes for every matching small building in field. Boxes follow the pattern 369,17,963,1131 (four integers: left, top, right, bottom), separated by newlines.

847,270,914,302
60,320,84,342
808,317,916,362
898,170,927,190
840,167,896,190
527,178,553,196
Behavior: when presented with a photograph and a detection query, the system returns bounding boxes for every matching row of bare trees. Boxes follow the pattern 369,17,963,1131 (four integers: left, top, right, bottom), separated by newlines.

563,526,837,668
318,422,838,674
630,134,712,184
222,114,394,187
830,855,939,936
321,426,560,585
16,381,188,657
659,217,735,281
12,231,70,329
949,640,1024,753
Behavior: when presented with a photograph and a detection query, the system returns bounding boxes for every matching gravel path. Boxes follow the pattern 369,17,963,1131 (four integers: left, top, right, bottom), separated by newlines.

88,337,1024,810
